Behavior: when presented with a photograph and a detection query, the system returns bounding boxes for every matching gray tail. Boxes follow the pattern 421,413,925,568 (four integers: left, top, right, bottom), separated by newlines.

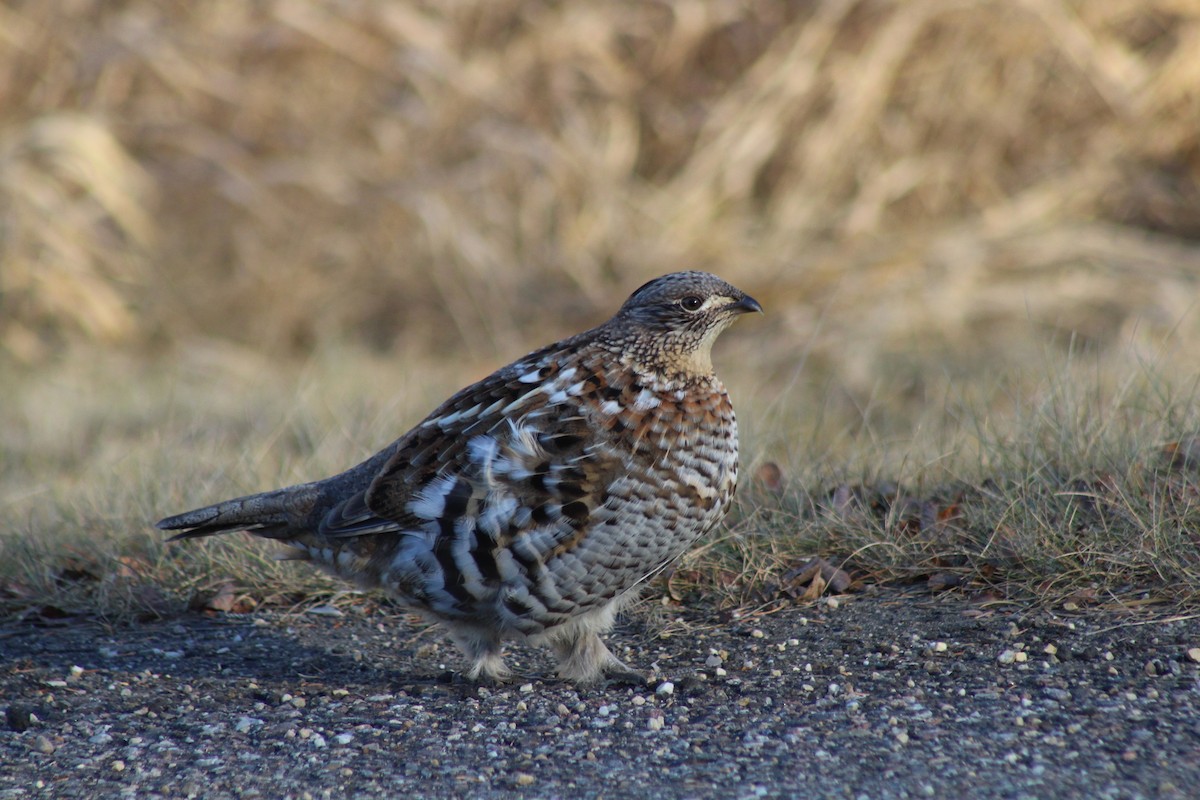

156,487,310,542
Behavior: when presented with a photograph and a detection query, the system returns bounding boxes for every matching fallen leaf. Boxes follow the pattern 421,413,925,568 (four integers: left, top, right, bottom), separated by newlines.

1162,435,1200,470
828,485,856,520
927,572,962,592
781,559,821,588
115,556,151,579
801,570,827,602
1064,587,1099,607
782,557,853,597
189,582,256,614
754,462,785,493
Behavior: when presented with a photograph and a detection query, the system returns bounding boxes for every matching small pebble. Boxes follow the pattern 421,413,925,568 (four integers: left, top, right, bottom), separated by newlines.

33,736,55,754
647,715,664,731
750,629,765,639
112,760,125,772
998,650,1017,665
235,716,263,733
1187,648,1200,664
514,773,536,787
656,681,675,696
333,733,354,746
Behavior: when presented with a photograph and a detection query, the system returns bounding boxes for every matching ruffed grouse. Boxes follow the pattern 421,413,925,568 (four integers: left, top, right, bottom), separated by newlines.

157,271,761,683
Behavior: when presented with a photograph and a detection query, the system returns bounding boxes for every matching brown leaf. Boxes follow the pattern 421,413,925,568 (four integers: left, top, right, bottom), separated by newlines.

829,485,856,520
927,572,962,592
783,557,853,597
1064,587,1099,607
665,569,702,602
937,503,963,524
115,556,151,579
230,595,258,614
754,462,785,493
189,581,255,614
781,558,821,589
1162,435,1200,470
821,561,853,593
801,570,827,601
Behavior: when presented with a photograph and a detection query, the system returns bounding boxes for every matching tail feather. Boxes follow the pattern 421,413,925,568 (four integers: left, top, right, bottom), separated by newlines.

156,486,316,542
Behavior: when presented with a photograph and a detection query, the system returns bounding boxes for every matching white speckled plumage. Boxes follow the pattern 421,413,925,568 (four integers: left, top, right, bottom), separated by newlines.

157,271,761,683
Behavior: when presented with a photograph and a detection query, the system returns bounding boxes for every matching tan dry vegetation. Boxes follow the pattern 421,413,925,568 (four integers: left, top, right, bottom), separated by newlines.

3,0,1200,615
2,0,1199,375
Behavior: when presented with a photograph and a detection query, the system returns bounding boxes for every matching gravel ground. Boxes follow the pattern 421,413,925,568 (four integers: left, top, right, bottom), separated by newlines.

3,590,1199,799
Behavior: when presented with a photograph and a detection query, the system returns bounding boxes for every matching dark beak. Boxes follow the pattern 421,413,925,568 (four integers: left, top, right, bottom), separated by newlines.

732,294,764,315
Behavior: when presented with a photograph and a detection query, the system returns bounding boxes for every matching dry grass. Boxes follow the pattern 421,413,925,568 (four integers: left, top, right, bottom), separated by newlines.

2,340,1198,620
2,1,1199,371
3,1,1200,617
701,349,1200,609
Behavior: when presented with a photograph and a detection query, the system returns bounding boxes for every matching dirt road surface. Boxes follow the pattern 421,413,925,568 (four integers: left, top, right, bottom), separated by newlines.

3,591,1198,799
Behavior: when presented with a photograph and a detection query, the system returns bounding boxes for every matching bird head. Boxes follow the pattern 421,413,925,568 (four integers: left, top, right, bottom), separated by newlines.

606,271,762,379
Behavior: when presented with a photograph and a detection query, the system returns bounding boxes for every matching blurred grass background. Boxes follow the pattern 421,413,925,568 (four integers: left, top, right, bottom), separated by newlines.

3,0,1200,615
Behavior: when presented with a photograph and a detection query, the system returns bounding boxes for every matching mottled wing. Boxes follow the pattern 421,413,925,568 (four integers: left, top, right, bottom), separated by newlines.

317,348,628,613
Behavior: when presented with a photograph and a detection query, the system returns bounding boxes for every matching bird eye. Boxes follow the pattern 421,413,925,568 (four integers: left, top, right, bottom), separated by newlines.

679,296,704,312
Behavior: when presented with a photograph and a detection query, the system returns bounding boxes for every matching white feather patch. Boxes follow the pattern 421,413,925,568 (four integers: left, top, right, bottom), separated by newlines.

501,387,544,415
407,474,460,520
517,368,544,383
506,420,545,459
633,388,661,410
478,495,518,537
467,435,500,467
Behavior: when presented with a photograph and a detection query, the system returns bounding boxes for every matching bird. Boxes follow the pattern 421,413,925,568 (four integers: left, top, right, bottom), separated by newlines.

157,271,761,684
